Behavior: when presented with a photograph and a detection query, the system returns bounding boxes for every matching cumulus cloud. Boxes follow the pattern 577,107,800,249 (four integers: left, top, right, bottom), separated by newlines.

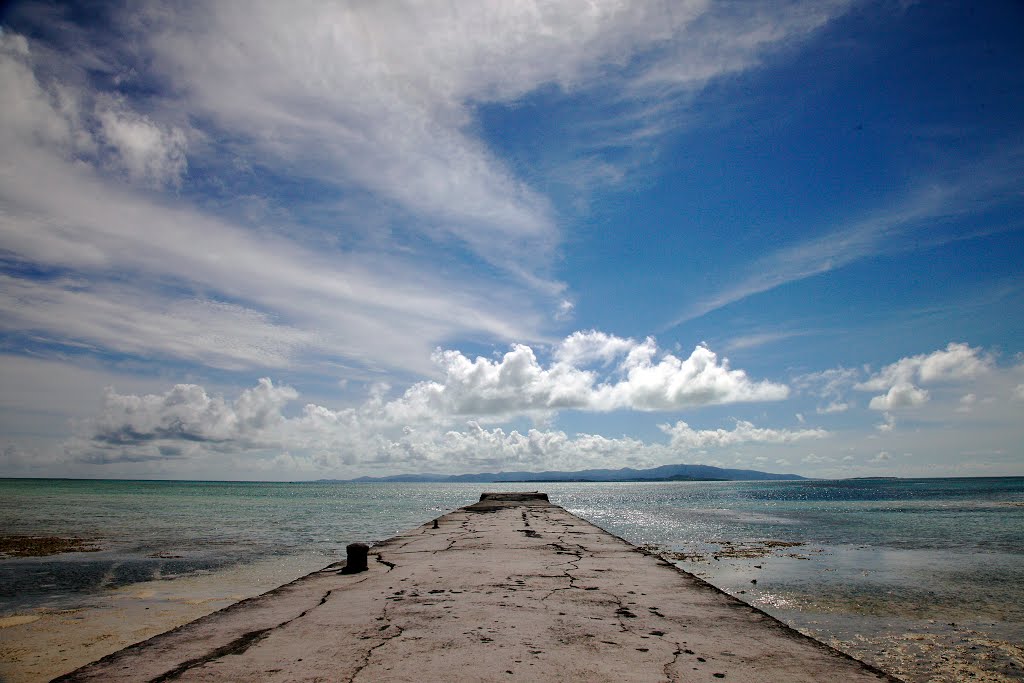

69,352,802,472
857,343,992,410
553,330,635,367
858,343,993,391
1013,384,1024,401
659,420,827,450
88,379,296,448
384,344,595,420
592,339,790,410
867,382,930,411
386,335,789,420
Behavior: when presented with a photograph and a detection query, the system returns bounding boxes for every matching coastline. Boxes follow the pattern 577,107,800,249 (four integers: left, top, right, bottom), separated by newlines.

0,553,335,683
56,493,898,682
2,478,1021,682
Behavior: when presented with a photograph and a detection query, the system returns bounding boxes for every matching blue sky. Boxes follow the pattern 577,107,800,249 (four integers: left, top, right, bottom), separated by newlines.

1,1,1022,480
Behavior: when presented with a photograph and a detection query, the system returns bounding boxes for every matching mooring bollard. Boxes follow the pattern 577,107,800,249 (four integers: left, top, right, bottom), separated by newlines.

340,542,369,574
433,519,439,529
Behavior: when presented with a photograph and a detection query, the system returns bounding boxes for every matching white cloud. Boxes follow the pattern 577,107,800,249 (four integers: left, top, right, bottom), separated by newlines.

553,330,636,367
87,379,296,449
96,99,188,187
0,2,854,307
0,39,547,375
659,420,827,450
956,393,977,413
138,1,849,261
65,354,800,473
0,1,858,381
389,344,597,419
385,335,788,420
0,277,315,370
669,145,1024,327
0,32,186,189
793,367,857,414
804,367,860,393
0,31,88,154
858,343,992,411
593,340,790,410
555,299,575,322
1013,384,1024,401
42,338,1024,478
871,451,890,463
724,330,808,351
858,343,993,391
868,382,930,411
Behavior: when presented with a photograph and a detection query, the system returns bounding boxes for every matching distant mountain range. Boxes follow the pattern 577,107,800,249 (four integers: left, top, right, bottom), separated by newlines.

331,463,807,484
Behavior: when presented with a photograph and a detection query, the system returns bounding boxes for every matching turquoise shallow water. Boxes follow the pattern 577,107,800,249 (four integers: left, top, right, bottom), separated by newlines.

2,477,1023,681
0,480,482,610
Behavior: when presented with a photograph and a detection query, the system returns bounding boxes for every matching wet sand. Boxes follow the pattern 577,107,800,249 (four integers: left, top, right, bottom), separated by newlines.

55,493,899,682
0,554,333,683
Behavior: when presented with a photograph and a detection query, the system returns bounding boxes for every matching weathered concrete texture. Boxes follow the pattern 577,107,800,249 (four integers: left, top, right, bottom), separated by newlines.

57,493,901,682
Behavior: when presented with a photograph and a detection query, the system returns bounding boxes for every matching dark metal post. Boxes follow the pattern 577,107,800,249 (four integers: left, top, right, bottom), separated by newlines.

340,542,369,574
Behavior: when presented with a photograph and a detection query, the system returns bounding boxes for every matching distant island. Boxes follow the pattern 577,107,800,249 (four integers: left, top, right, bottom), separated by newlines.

325,463,808,484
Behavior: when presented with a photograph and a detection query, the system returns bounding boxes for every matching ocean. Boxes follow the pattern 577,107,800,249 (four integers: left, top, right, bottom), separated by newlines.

1,477,1022,682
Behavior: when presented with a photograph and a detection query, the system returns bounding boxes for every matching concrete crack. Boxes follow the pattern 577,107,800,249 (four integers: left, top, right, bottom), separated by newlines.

539,533,584,602
607,591,642,635
662,643,684,682
346,604,405,683
434,520,475,553
147,589,335,682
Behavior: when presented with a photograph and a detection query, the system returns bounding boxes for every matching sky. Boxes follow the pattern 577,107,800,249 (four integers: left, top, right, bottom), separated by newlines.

1,1,1022,481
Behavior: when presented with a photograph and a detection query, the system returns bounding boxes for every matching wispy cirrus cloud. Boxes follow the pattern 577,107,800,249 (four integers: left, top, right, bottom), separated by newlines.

0,29,545,374
0,1,857,379
666,145,1024,327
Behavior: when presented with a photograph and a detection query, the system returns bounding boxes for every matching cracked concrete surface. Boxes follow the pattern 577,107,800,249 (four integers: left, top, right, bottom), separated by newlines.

56,494,901,682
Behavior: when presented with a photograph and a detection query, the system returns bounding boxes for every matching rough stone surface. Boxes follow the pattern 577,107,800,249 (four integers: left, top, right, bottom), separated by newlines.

56,497,901,682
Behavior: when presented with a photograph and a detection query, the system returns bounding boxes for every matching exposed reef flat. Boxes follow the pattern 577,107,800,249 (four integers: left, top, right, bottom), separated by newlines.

0,536,100,558
57,493,900,682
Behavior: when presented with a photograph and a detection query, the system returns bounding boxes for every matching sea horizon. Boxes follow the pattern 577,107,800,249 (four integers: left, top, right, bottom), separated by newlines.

4,473,1023,483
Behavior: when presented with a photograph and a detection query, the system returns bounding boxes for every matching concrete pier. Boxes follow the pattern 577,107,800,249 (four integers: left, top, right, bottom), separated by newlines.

57,493,900,682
